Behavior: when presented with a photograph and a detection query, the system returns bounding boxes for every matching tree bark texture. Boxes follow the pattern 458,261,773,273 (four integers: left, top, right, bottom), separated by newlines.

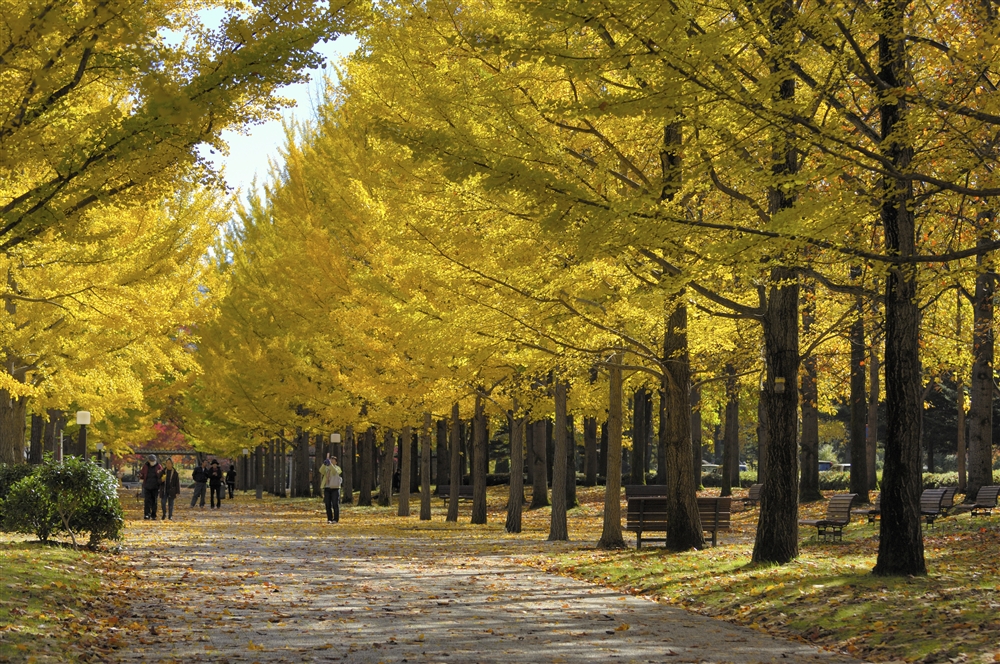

849,297,870,502
507,406,525,533
549,380,569,541
28,414,43,464
799,285,822,503
599,422,608,481
722,364,739,497
342,426,354,505
0,390,26,464
873,7,926,576
867,347,880,490
630,388,648,485
472,395,488,525
447,403,461,522
752,265,801,565
436,419,448,487
359,427,374,506
419,414,432,520
530,419,549,509
584,416,598,486
566,414,578,508
691,385,702,485
378,430,393,507
968,236,995,499
598,354,626,549
662,302,705,550
399,425,411,516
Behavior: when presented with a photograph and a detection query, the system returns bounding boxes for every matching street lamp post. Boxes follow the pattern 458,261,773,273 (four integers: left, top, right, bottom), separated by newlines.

76,411,90,461
96,442,104,467
330,433,341,460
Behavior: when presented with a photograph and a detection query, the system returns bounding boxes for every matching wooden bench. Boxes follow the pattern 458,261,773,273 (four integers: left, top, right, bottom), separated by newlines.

437,484,474,503
921,487,958,524
740,484,762,509
625,486,669,548
625,486,731,548
852,493,880,523
698,496,732,547
952,486,1000,517
800,493,857,541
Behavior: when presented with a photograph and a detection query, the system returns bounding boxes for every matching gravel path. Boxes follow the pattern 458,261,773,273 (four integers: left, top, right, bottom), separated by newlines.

113,497,862,664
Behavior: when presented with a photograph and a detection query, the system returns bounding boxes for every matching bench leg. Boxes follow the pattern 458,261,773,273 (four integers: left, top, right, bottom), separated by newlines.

636,532,642,550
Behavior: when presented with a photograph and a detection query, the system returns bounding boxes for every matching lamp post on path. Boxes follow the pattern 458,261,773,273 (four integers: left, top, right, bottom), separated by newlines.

242,448,249,492
76,411,90,460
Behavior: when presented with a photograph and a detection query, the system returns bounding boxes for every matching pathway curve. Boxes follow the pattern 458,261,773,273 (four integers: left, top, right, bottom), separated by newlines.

111,496,861,664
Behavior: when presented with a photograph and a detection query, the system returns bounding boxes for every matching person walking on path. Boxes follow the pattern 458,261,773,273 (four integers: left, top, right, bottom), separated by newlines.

319,454,342,524
208,459,224,509
225,463,236,499
191,460,209,508
140,455,163,520
159,459,181,520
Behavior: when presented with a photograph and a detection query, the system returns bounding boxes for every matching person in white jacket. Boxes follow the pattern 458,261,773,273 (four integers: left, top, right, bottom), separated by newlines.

319,454,343,524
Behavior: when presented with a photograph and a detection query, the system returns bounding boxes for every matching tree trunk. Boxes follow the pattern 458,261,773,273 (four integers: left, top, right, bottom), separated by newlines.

584,416,598,486
549,380,569,541
757,390,768,483
598,353,626,549
506,403,525,533
968,235,995,499
313,433,325,498
472,395,488,524
43,410,64,458
722,364,739,497
529,419,549,508
29,413,43,464
849,291,870,502
691,385,702,485
599,421,608,481
957,379,967,495
873,6,926,576
359,427,374,506
630,388,647,485
0,391,27,464
398,425,411,516
342,426,354,505
800,285,823,503
436,419,448,487
279,439,288,497
752,264,801,565
662,301,705,550
420,413,432,520
447,403,461,522
297,428,311,497
410,431,419,493
566,414,578,508
378,430,393,507
867,346,880,490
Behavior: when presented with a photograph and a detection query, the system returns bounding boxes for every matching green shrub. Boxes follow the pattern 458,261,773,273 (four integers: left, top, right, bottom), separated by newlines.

0,457,123,547
3,474,60,541
0,463,35,524
818,471,850,490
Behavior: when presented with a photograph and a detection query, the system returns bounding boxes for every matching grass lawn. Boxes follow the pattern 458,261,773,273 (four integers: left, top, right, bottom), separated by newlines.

521,487,1000,664
0,536,117,663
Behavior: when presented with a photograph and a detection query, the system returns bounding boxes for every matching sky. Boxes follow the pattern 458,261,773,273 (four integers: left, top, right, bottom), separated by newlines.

199,35,361,200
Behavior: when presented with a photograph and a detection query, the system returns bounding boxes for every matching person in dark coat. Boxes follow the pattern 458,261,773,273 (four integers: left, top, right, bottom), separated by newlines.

191,460,209,508
139,455,163,520
159,458,181,520
208,459,224,509
225,463,237,499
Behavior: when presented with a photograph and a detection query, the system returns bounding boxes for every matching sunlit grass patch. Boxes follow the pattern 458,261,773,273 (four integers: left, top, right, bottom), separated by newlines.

0,538,104,663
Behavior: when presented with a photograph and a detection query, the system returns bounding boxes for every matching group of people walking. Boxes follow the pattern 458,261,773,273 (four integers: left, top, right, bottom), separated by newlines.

139,455,237,520
138,452,344,526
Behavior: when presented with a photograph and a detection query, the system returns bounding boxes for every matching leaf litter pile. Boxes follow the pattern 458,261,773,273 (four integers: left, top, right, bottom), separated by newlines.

2,485,998,663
